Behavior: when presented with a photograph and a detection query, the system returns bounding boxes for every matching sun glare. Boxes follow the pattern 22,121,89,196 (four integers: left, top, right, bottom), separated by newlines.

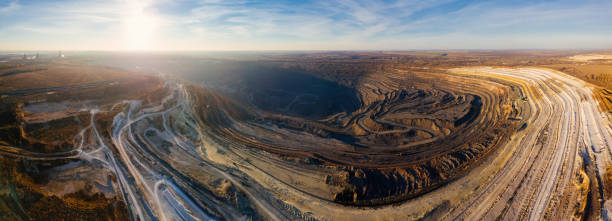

122,10,158,50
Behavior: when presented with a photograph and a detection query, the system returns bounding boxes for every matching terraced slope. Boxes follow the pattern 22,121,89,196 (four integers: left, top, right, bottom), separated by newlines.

445,67,612,220
0,60,610,220
189,66,523,207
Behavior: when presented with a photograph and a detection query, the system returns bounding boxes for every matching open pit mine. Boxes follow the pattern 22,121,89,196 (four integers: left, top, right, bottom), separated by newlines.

0,51,611,220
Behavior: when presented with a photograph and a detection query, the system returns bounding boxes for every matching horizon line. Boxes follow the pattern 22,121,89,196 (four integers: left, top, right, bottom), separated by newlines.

2,48,612,53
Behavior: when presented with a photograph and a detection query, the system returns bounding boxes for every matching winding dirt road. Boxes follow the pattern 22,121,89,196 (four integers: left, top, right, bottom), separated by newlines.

2,66,610,220
109,67,610,220
180,67,612,220
446,67,612,220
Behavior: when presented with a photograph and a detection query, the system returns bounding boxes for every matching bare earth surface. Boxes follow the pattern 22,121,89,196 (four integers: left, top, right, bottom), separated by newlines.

0,52,611,220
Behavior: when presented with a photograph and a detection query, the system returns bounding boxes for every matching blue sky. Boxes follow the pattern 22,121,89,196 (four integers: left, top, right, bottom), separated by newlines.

0,0,611,50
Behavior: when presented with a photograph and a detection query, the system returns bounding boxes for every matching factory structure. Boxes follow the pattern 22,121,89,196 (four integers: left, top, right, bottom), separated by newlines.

22,52,39,60
20,51,65,60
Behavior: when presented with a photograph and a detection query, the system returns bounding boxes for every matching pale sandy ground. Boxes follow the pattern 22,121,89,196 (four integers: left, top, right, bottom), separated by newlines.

569,54,612,62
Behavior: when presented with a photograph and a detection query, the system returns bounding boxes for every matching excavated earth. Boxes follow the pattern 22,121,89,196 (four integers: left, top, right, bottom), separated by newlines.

190,61,523,206
0,52,610,221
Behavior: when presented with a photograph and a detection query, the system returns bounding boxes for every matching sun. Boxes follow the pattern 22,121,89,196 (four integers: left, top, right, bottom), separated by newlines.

122,11,158,51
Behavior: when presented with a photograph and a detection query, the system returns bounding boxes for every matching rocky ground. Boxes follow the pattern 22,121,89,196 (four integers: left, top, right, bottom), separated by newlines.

0,51,610,220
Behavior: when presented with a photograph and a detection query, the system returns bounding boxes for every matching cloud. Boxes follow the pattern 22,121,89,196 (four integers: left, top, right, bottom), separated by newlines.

1,0,611,50
0,0,20,14
179,0,457,42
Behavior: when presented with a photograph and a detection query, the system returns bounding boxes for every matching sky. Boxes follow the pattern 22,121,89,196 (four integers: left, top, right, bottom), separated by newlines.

0,0,611,51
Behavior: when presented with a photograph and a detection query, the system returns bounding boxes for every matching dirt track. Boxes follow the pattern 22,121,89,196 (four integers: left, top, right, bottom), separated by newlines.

445,67,612,220
1,62,610,220
178,66,611,220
